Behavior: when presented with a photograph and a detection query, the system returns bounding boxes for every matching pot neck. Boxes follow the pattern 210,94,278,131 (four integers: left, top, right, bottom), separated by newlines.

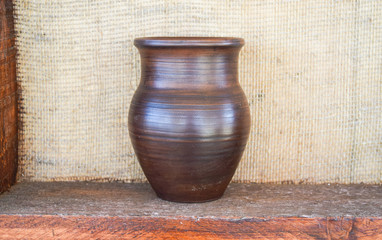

136,47,242,90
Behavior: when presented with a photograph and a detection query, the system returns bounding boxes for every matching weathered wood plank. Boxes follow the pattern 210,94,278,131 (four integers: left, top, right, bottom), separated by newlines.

0,0,17,194
1,182,382,218
0,182,381,239
0,215,381,239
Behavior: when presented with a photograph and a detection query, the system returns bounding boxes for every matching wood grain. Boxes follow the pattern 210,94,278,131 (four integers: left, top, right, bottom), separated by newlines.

0,182,382,239
0,0,17,194
2,182,382,217
130,37,250,202
0,215,381,239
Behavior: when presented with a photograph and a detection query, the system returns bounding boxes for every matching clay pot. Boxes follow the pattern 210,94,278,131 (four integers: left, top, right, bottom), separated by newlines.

129,37,250,202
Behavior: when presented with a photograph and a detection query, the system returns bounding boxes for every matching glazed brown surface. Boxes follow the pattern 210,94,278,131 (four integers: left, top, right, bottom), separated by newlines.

129,37,250,202
0,0,18,194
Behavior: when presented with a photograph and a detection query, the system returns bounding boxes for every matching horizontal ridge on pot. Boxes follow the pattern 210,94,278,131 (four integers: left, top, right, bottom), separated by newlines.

134,37,244,47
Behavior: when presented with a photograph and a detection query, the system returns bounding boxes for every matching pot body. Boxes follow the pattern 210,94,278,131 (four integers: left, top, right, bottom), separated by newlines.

129,37,250,202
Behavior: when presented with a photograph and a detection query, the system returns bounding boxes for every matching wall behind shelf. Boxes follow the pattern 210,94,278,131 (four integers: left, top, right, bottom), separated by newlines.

14,0,381,184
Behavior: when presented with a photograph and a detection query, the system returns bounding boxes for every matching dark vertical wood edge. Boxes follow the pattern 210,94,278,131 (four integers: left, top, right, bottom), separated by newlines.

0,215,381,239
0,0,18,194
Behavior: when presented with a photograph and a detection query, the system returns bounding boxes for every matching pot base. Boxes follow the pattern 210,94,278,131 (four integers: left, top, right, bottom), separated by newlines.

148,177,232,203
155,191,225,203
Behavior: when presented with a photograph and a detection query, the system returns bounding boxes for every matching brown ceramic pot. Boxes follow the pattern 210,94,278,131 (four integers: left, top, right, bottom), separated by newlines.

129,37,250,202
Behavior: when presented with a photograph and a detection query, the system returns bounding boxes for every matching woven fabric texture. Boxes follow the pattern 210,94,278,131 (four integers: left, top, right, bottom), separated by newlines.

15,0,381,183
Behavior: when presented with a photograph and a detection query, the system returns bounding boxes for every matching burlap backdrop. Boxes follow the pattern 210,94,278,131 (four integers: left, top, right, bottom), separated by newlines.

14,0,381,183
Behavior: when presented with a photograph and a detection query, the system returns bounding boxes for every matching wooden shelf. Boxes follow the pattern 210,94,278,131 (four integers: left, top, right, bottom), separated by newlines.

1,0,381,239
0,182,381,239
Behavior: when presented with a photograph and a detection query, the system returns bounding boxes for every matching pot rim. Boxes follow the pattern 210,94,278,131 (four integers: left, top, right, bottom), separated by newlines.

134,37,244,47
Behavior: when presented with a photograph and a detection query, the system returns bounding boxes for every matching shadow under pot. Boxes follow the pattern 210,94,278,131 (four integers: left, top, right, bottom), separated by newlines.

128,37,250,203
